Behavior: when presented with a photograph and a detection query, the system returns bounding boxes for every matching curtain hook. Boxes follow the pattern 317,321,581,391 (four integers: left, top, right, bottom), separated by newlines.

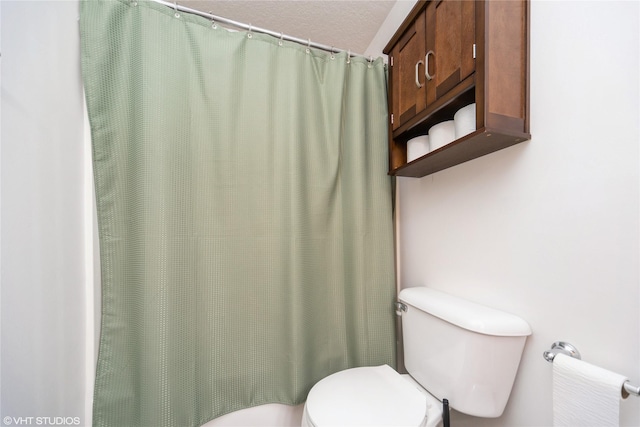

173,1,180,18
368,55,373,68
330,46,335,60
306,39,311,54
279,32,284,46
130,0,138,7
209,11,217,29
247,23,253,38
347,50,351,64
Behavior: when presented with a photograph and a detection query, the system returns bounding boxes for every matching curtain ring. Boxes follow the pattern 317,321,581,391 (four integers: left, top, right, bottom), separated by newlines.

279,32,284,46
368,55,373,68
347,50,351,64
247,23,253,38
306,39,311,54
209,11,217,29
330,47,335,60
173,1,180,18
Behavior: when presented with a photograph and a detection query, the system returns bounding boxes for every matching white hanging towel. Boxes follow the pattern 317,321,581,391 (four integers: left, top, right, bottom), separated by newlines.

553,353,628,426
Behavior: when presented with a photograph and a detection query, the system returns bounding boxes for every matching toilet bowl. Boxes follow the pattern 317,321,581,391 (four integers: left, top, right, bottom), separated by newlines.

302,287,531,426
301,364,442,427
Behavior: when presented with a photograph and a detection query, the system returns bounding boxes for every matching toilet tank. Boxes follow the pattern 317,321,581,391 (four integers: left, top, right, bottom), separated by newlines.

398,287,531,418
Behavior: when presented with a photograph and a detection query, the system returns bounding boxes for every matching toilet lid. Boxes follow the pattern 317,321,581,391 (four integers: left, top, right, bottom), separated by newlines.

305,365,428,427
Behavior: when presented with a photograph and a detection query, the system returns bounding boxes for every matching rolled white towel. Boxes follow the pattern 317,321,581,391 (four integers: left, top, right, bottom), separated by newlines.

454,103,476,139
407,135,430,162
429,120,456,151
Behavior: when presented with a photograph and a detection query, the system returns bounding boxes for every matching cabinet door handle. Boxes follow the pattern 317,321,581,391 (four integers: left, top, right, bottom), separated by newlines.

415,60,424,88
425,50,435,81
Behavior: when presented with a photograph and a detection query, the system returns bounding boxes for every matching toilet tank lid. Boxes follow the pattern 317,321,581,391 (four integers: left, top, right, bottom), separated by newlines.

399,287,532,337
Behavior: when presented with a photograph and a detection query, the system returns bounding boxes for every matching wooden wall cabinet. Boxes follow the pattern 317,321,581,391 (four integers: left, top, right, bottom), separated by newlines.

385,0,530,177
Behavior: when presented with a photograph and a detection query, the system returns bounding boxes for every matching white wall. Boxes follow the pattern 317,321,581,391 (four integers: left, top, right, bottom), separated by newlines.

375,1,640,425
1,1,90,426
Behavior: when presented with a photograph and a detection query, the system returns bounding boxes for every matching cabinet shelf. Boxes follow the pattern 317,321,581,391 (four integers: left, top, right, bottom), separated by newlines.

384,0,530,178
390,127,530,177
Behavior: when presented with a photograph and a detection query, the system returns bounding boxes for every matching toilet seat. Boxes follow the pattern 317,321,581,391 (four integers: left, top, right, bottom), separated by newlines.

303,364,441,427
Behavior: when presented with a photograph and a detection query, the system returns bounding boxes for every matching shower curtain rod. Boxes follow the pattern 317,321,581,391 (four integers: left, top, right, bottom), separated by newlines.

151,0,373,61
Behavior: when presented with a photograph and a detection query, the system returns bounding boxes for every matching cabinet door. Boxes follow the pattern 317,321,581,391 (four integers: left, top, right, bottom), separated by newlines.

431,0,475,99
390,10,426,131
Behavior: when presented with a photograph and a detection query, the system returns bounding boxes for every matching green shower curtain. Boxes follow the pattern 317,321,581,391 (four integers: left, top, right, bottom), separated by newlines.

81,1,396,426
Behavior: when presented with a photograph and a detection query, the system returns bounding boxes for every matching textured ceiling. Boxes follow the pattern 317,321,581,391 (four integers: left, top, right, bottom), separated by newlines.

177,0,398,54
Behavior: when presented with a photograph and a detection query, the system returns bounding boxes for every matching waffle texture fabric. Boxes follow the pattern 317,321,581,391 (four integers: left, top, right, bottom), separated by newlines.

80,1,396,426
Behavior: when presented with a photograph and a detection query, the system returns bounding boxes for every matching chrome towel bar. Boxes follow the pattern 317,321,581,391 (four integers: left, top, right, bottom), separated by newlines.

544,341,639,397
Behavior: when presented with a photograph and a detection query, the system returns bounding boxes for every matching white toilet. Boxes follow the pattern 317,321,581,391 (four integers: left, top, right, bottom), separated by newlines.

302,287,532,426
